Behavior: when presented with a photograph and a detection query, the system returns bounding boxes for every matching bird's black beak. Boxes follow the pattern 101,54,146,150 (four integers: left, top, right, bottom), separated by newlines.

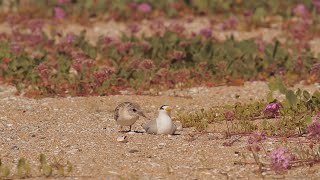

138,111,147,118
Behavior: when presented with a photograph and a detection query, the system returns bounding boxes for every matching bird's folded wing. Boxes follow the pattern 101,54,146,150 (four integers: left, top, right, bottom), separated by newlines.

142,120,158,134
114,104,123,121
171,123,177,134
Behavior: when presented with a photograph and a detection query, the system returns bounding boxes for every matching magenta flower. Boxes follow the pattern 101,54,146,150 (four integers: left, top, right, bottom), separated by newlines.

173,51,186,60
116,42,132,53
289,20,311,50
224,111,235,121
199,28,212,38
70,50,94,72
255,37,265,52
101,36,113,45
66,33,75,44
263,102,281,117
127,2,138,9
313,0,320,7
172,69,190,83
313,0,320,11
27,19,44,32
37,63,50,85
307,121,320,137
37,63,48,73
27,33,44,47
54,7,66,20
311,63,320,74
139,59,155,70
140,41,151,51
10,42,22,55
220,16,238,30
226,16,238,29
138,3,152,13
93,66,115,85
313,113,320,121
168,23,185,34
179,41,188,48
57,0,70,5
127,23,140,33
293,4,309,17
243,10,253,17
271,147,290,171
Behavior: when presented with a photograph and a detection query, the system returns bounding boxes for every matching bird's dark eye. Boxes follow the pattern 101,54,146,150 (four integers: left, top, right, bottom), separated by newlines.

132,109,137,112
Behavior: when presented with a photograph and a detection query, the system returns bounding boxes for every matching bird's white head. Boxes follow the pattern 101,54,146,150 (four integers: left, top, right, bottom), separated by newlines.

159,105,172,116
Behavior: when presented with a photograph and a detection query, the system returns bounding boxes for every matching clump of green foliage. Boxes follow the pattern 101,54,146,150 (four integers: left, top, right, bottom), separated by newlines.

267,77,320,136
38,154,73,177
0,154,73,179
239,140,320,174
176,108,213,131
0,159,10,178
39,154,53,177
16,158,32,178
177,78,320,174
0,25,318,97
177,77,320,136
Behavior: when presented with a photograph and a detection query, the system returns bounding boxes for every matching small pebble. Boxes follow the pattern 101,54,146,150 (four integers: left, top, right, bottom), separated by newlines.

149,162,161,168
117,136,128,143
208,133,224,140
158,143,166,149
128,149,139,153
11,145,19,150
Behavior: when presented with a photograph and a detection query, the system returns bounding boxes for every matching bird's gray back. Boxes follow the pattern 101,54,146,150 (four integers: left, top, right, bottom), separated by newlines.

142,120,158,134
171,123,177,135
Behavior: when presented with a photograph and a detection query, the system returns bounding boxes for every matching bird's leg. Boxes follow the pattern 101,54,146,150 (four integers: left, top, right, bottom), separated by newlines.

119,126,130,133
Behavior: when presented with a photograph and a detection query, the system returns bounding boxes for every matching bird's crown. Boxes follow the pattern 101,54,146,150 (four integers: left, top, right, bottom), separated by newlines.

160,105,172,112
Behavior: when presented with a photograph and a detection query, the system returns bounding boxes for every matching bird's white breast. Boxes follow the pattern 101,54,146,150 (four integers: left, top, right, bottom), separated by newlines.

156,112,173,134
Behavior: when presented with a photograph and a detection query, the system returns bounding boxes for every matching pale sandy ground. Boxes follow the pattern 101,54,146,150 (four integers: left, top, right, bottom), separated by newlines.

0,81,319,179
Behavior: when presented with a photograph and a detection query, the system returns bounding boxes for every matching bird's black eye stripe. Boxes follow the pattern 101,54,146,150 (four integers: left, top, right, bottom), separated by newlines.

160,105,168,110
132,109,137,112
